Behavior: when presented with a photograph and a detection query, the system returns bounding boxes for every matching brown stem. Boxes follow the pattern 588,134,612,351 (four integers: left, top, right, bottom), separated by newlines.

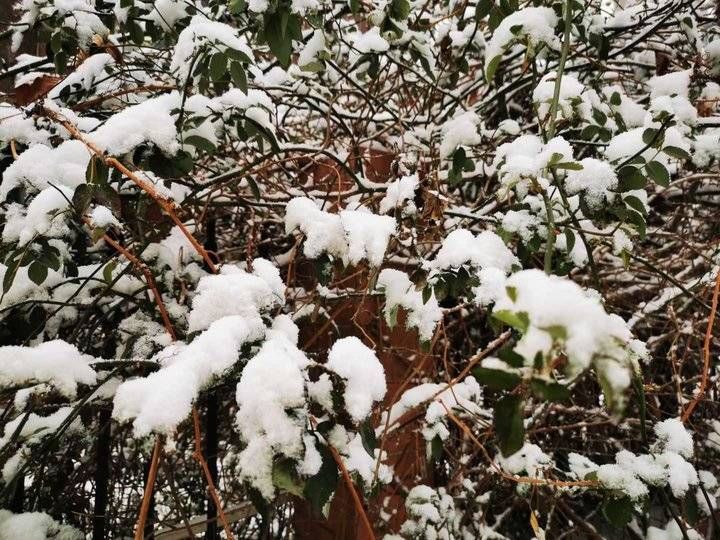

42,106,218,273
135,438,162,540
682,269,720,422
192,408,236,540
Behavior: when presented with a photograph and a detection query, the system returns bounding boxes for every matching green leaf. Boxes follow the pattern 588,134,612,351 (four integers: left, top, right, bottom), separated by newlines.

530,379,570,402
389,0,411,20
209,52,228,81
304,445,339,515
475,0,492,19
494,395,524,457
485,55,501,82
602,496,633,528
387,304,399,328
430,434,443,461
72,184,94,214
264,11,294,68
623,195,647,216
662,145,690,161
103,260,117,285
492,310,529,333
272,458,305,497
617,166,646,192
246,176,261,201
554,161,583,171
85,156,109,186
2,257,22,293
641,127,663,148
28,261,48,286
472,366,521,391
359,420,377,454
184,135,216,154
230,61,248,93
50,32,63,54
54,51,68,74
645,160,670,187
610,92,621,106
129,21,144,45
229,0,246,14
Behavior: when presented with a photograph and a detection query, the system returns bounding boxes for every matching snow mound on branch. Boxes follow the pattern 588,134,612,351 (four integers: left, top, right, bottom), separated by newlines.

0,510,82,540
485,7,558,78
564,158,618,209
379,174,419,215
376,268,442,342
170,15,254,81
439,111,482,158
187,259,285,332
112,315,266,435
0,340,96,398
325,337,386,423
0,140,90,201
427,229,518,275
285,197,396,267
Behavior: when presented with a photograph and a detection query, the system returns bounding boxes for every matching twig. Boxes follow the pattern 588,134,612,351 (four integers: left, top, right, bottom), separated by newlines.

134,438,162,540
191,408,236,540
681,268,720,422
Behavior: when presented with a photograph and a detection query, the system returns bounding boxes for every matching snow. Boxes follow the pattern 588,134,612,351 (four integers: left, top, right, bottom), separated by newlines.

236,328,310,497
187,259,285,332
0,140,90,201
2,185,73,246
90,92,181,155
325,337,386,423
352,28,390,53
439,111,482,158
564,158,618,209
342,433,392,485
532,72,587,121
492,269,640,377
498,443,551,477
170,15,254,81
426,229,518,275
298,30,326,68
647,70,692,98
285,197,396,267
0,340,96,398
0,103,52,145
379,174,419,215
0,510,82,540
493,135,574,198
148,0,192,29
112,314,266,435
0,407,81,451
485,7,559,77
143,225,201,272
90,205,120,228
652,418,694,458
646,519,702,540
500,209,538,242
339,209,397,267
376,268,442,342
595,420,699,501
285,197,347,260
48,53,115,101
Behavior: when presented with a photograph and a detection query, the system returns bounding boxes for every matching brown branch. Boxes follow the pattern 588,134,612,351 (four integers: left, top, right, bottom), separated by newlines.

681,268,720,422
41,106,218,273
327,444,376,540
443,405,599,489
191,408,236,540
135,438,162,540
